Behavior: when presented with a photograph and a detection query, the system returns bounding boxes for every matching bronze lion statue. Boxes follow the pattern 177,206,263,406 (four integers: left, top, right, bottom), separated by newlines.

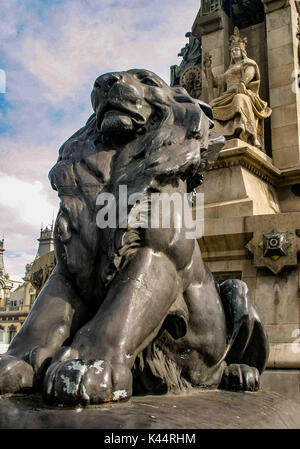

0,69,269,405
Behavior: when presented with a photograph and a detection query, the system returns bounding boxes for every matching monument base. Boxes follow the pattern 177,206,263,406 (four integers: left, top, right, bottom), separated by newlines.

1,390,300,429
197,139,281,219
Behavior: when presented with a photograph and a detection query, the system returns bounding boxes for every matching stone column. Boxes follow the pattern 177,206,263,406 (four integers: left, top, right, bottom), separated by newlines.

263,0,300,169
192,9,231,103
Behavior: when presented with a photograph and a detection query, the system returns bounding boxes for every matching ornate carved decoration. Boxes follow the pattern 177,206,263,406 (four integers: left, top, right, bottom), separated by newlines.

262,0,289,13
258,229,290,261
179,65,202,99
246,227,300,274
208,141,300,187
170,32,202,96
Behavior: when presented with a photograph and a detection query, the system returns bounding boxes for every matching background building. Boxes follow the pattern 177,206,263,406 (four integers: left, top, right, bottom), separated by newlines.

172,0,300,400
0,239,23,353
0,226,55,354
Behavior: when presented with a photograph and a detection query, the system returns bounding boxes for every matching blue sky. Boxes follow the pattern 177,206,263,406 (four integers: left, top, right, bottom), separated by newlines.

0,0,200,280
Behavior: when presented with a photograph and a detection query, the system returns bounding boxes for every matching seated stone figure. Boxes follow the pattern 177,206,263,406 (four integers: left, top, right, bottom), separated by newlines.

204,27,271,149
0,69,269,406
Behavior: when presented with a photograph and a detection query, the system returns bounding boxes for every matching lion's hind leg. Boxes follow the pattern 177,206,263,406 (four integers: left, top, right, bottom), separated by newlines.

218,279,269,391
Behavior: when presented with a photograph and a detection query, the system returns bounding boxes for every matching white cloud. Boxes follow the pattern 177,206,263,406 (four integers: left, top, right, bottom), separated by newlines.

0,175,58,228
16,1,198,103
0,204,43,281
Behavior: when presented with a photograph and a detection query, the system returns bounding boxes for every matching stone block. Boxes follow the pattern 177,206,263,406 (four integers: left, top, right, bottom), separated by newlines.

245,211,300,234
209,46,223,68
265,323,300,343
242,259,258,278
261,369,300,402
271,103,298,127
199,141,282,217
277,185,300,213
268,44,294,69
271,123,299,150
268,343,300,368
242,169,280,215
199,166,247,204
272,146,300,169
204,30,227,51
267,24,292,49
254,267,299,326
201,217,246,237
266,5,291,32
206,259,257,281
205,259,236,274
268,63,295,89
199,233,251,254
206,258,258,279
204,199,254,219
243,23,265,49
269,85,296,109
192,9,229,37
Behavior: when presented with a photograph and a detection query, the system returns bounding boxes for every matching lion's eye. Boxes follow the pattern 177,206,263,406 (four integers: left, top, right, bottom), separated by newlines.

141,77,159,87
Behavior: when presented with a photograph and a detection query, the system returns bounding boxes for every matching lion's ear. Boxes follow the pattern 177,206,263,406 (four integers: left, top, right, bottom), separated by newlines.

187,132,224,191
197,100,214,129
173,86,189,95
201,131,225,168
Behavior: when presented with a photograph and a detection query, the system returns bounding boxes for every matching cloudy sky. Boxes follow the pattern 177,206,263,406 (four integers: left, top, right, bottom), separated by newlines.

0,0,200,280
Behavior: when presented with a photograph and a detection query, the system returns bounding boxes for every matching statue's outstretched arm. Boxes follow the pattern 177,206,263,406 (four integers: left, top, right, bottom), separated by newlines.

203,52,222,101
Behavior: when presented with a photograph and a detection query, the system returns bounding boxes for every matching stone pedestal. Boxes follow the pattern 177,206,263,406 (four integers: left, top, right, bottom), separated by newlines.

198,212,300,401
196,136,300,403
198,139,281,219
1,391,300,429
189,0,300,403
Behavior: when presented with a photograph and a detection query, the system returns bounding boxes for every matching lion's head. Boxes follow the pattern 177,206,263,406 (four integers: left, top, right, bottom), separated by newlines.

91,69,212,142
90,69,222,194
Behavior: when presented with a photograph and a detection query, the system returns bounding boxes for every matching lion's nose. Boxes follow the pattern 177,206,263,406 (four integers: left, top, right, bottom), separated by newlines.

95,73,121,89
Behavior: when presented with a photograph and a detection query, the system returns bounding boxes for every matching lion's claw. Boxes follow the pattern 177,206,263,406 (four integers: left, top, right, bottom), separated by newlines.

220,363,260,392
0,355,34,395
43,358,132,405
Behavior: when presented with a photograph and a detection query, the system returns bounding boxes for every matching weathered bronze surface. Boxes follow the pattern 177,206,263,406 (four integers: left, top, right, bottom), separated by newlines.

0,69,269,408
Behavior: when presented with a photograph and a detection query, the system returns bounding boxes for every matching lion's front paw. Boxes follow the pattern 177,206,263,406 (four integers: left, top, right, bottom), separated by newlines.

0,355,34,395
43,359,132,406
220,363,260,392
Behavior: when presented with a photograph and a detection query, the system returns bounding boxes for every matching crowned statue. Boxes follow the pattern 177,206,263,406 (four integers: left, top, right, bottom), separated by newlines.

204,27,272,150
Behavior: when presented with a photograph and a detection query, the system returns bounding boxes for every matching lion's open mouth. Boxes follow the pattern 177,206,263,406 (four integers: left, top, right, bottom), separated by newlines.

97,101,146,131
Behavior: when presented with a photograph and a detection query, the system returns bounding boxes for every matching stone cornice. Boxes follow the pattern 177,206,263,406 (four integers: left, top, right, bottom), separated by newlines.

192,9,228,39
280,166,300,186
0,310,29,318
208,140,300,187
262,0,290,13
267,343,300,368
